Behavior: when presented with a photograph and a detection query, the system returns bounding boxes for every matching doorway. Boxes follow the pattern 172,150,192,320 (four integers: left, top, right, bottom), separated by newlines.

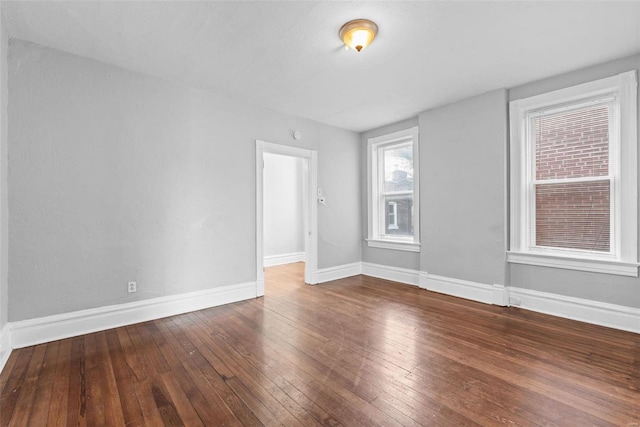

255,140,318,297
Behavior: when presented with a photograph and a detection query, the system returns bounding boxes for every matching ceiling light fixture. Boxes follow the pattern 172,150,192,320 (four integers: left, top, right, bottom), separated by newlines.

339,19,378,52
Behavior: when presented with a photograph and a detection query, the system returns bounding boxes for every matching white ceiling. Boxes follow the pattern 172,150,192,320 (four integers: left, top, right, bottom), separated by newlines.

3,1,640,132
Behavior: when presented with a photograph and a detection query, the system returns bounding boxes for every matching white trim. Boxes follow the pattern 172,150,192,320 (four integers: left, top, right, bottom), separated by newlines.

256,141,318,289
366,239,420,252
264,252,306,267
419,271,429,290
424,274,509,306
419,271,639,333
256,278,264,299
314,263,361,283
423,273,498,305
256,143,265,293
509,287,640,334
10,281,256,349
509,70,638,273
2,268,635,367
314,262,421,286
361,262,420,286
618,70,638,261
492,284,509,306
367,126,420,247
0,323,11,374
507,251,639,277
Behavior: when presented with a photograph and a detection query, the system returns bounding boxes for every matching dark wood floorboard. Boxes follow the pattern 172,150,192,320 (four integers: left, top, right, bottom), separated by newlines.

1,262,639,426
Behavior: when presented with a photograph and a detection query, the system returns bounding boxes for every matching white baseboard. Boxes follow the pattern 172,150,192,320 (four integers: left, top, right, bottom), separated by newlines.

509,287,640,334
10,281,257,349
0,324,11,374
314,262,421,287
314,264,639,334
264,252,305,267
423,273,498,305
315,262,362,283
4,263,635,371
492,284,509,306
362,262,420,286
418,271,429,289
420,272,638,333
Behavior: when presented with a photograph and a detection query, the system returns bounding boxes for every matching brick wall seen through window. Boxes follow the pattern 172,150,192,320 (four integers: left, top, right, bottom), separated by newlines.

533,105,610,252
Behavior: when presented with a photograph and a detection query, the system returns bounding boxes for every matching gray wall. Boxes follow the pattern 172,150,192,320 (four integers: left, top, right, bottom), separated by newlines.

0,10,8,334
364,55,640,310
8,40,361,321
263,153,304,258
419,90,508,286
508,54,640,308
360,117,420,270
6,39,638,325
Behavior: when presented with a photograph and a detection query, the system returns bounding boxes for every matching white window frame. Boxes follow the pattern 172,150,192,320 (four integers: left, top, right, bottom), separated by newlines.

367,126,420,252
508,71,638,277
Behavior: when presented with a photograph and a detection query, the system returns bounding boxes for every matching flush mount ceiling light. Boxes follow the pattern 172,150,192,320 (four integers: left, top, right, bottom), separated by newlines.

339,19,378,52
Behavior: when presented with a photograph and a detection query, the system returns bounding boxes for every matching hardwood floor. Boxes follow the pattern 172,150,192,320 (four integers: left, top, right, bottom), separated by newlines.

1,262,639,426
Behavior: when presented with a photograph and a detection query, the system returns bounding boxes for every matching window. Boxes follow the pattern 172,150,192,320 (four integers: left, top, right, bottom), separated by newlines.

509,71,638,276
367,127,420,252
388,202,398,230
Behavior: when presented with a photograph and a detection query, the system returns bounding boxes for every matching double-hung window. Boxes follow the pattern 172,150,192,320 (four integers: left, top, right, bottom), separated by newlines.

508,71,638,276
367,127,420,252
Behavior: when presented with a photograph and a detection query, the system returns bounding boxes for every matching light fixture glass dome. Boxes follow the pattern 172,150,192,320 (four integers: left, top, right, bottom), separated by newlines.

339,19,378,52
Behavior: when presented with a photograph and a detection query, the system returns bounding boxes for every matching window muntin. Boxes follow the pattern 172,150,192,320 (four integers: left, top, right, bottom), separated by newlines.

367,127,420,251
508,71,638,276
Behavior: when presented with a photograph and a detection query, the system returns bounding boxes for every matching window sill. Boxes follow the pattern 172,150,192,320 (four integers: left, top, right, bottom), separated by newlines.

507,251,639,277
366,239,420,252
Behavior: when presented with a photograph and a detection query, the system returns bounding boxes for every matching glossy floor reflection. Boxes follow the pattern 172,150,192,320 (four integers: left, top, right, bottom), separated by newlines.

1,262,638,425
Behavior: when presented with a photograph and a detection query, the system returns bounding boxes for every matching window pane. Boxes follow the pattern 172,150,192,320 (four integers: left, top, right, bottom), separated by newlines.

383,194,413,236
387,201,398,230
535,180,610,252
383,144,413,193
535,105,609,180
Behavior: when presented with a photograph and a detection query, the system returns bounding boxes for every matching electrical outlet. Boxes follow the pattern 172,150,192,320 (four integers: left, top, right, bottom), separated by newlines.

128,281,137,293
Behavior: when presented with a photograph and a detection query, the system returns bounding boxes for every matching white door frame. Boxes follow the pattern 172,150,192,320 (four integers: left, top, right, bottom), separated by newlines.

256,140,318,296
